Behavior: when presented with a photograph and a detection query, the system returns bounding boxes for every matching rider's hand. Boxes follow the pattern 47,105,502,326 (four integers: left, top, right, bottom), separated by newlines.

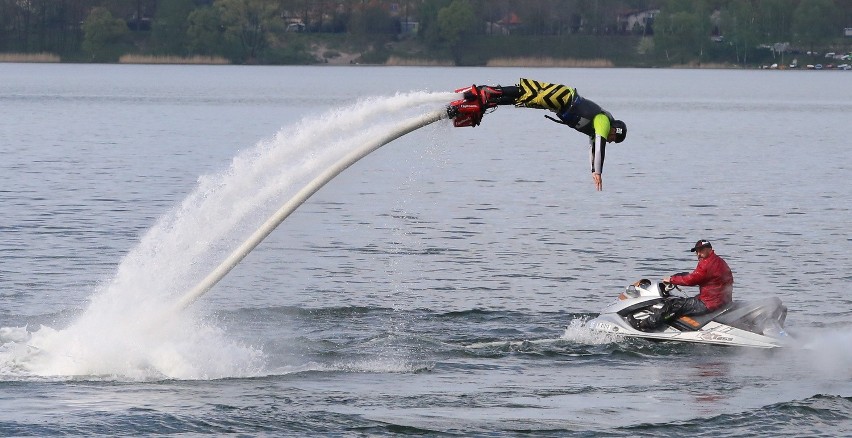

663,276,671,283
592,173,602,191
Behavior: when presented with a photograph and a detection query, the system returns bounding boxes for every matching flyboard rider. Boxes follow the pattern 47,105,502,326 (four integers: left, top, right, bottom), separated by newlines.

447,78,627,191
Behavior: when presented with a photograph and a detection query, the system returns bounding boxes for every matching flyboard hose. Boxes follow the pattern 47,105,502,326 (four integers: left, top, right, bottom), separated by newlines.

174,108,449,311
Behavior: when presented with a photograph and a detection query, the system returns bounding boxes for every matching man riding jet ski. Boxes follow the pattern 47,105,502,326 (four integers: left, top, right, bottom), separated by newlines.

587,240,789,348
586,278,790,348
628,240,733,332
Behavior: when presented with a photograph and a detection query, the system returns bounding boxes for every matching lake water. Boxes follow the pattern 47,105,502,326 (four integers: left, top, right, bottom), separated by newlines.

1,63,851,436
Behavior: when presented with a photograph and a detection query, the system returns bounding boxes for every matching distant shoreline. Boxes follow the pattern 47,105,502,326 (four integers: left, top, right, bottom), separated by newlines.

1,52,848,70
0,53,732,69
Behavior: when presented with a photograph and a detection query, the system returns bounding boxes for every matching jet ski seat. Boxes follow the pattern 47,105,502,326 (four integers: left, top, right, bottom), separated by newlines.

670,303,734,331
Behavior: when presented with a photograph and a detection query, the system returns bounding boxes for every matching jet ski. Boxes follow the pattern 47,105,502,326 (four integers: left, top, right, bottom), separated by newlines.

586,279,790,348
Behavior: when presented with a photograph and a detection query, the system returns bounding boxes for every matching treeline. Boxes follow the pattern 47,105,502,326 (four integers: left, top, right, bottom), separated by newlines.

1,0,850,65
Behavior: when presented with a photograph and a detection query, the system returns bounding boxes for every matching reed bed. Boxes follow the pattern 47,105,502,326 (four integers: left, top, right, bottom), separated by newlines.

119,54,230,65
0,53,60,63
487,57,615,68
385,56,454,66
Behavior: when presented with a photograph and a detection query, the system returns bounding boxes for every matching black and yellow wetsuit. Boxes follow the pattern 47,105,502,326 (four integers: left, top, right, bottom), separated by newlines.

487,78,616,176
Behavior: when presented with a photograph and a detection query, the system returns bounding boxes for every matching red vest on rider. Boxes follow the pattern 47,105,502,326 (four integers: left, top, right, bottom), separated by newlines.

670,251,734,311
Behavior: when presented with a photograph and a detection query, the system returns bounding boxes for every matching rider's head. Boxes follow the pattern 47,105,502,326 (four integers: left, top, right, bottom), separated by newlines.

690,240,712,252
689,240,713,259
609,120,627,143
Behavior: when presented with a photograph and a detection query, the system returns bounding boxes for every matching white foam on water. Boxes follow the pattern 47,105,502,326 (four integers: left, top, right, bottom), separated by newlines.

792,328,852,378
331,357,435,374
0,91,456,381
560,316,624,345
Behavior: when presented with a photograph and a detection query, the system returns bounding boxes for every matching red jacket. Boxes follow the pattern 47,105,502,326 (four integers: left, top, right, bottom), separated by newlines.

670,251,733,311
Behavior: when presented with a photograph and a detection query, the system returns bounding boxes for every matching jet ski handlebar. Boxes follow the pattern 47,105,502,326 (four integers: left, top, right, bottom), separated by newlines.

660,271,689,296
661,281,681,296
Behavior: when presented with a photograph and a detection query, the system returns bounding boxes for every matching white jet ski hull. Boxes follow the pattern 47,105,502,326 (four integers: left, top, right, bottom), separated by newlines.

587,314,786,348
586,279,790,349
